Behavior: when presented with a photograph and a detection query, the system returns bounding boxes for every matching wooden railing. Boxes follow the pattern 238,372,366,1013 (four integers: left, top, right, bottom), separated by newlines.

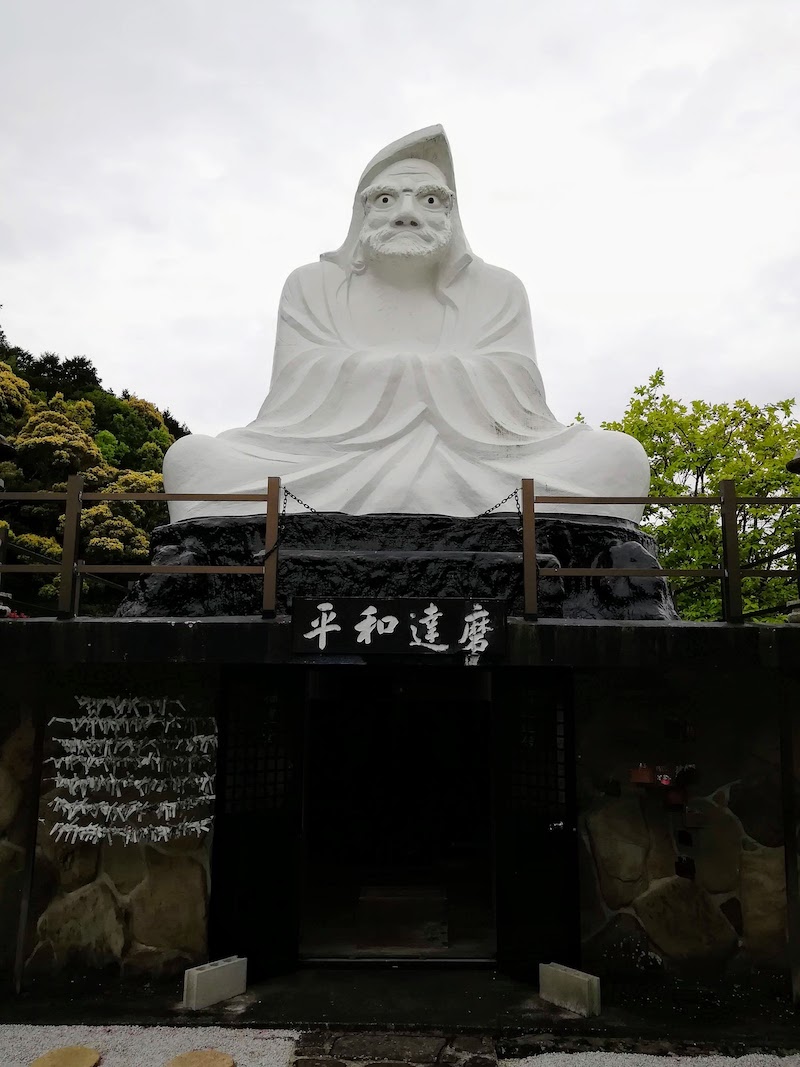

520,477,800,622
1,475,798,622
0,475,282,619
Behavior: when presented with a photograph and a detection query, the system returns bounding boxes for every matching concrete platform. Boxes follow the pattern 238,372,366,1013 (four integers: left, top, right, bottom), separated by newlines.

1,967,799,1051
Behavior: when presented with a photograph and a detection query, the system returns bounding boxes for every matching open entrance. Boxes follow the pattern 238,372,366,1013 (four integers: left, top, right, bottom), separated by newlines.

300,666,495,959
209,665,577,979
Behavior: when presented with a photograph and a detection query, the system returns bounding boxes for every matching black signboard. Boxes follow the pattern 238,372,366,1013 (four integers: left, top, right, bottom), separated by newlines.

292,597,506,657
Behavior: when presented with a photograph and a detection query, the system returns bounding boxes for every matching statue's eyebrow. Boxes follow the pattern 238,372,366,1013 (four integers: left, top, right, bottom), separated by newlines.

414,183,454,206
360,183,401,204
360,182,454,207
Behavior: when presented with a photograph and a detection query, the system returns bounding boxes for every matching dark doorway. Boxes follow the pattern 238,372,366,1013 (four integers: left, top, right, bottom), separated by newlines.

300,667,495,959
209,667,305,979
493,668,579,978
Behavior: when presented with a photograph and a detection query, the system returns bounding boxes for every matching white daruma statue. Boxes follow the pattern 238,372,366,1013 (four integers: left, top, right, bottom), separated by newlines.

163,126,649,524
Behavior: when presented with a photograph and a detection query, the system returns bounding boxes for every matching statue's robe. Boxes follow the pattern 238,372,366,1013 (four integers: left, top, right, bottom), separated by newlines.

163,255,650,523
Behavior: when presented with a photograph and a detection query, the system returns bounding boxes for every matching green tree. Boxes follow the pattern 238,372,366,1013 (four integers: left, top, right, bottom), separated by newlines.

0,321,190,614
13,396,104,481
604,370,800,620
0,360,31,435
13,351,102,399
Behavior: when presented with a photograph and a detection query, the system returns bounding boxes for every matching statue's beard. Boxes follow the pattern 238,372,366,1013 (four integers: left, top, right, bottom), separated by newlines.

359,217,453,262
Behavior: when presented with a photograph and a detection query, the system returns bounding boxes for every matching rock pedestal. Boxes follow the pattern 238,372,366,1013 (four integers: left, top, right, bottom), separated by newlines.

117,512,677,620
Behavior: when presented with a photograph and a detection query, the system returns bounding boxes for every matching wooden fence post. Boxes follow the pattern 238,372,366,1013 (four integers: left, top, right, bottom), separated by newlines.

521,478,538,621
720,479,743,623
262,476,281,619
57,474,84,619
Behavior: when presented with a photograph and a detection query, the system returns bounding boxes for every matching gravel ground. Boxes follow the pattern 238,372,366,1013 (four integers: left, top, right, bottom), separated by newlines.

0,1025,297,1067
502,1057,799,1067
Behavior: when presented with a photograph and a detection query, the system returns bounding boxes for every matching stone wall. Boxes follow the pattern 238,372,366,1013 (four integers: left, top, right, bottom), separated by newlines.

13,667,217,981
0,701,36,978
27,822,211,978
577,666,796,976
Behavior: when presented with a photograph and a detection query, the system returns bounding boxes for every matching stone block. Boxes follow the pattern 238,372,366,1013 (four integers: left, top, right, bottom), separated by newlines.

0,763,22,831
165,1053,234,1067
586,797,648,908
101,840,147,895
37,881,124,966
538,961,601,1017
129,848,207,955
740,843,787,960
1,716,35,781
692,798,743,893
632,876,738,962
30,1048,100,1067
123,940,193,977
183,954,247,1010
117,512,675,621
332,1034,446,1062
582,912,661,976
38,790,99,891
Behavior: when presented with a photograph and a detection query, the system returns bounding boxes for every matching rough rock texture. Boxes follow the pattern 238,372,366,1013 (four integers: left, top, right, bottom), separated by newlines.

101,842,147,896
578,834,606,938
332,1034,447,1061
728,772,784,847
632,876,738,962
582,912,661,975
116,513,677,620
641,795,677,883
37,882,124,966
0,763,22,832
740,843,787,960
586,797,649,909
720,896,743,935
692,798,743,894
38,791,99,892
121,940,194,977
0,838,23,876
1,716,35,781
24,938,58,977
128,849,207,956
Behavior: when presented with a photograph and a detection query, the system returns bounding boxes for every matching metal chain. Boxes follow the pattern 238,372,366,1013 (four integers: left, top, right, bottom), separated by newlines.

281,485,519,519
477,488,521,518
282,487,319,514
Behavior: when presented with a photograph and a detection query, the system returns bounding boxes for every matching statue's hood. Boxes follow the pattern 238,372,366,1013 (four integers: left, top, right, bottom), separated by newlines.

321,124,473,289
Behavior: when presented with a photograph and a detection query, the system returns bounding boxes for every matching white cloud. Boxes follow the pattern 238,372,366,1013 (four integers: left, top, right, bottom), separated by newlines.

1,0,797,437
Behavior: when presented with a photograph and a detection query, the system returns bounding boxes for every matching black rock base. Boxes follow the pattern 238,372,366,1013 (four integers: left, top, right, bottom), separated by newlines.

116,513,678,621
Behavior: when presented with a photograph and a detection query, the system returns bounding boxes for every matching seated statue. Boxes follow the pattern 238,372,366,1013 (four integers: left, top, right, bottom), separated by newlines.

163,125,649,524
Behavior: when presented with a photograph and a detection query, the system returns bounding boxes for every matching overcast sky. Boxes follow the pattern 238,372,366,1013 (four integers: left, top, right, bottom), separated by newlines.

2,0,798,436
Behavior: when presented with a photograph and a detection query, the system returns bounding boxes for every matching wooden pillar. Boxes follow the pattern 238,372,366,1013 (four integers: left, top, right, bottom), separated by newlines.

720,479,743,623
262,476,281,619
57,474,84,619
521,478,538,621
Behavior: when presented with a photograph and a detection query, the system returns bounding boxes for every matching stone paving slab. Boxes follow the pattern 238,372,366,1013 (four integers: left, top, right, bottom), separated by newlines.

496,1035,800,1058
292,1031,499,1067
30,1049,101,1067
165,1052,236,1067
331,1034,448,1062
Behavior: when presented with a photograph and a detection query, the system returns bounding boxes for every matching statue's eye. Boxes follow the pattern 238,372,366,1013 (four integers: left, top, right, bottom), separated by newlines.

378,194,393,205
427,196,437,205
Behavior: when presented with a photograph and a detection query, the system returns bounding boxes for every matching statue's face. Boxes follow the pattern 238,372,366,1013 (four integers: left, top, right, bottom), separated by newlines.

359,160,454,261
